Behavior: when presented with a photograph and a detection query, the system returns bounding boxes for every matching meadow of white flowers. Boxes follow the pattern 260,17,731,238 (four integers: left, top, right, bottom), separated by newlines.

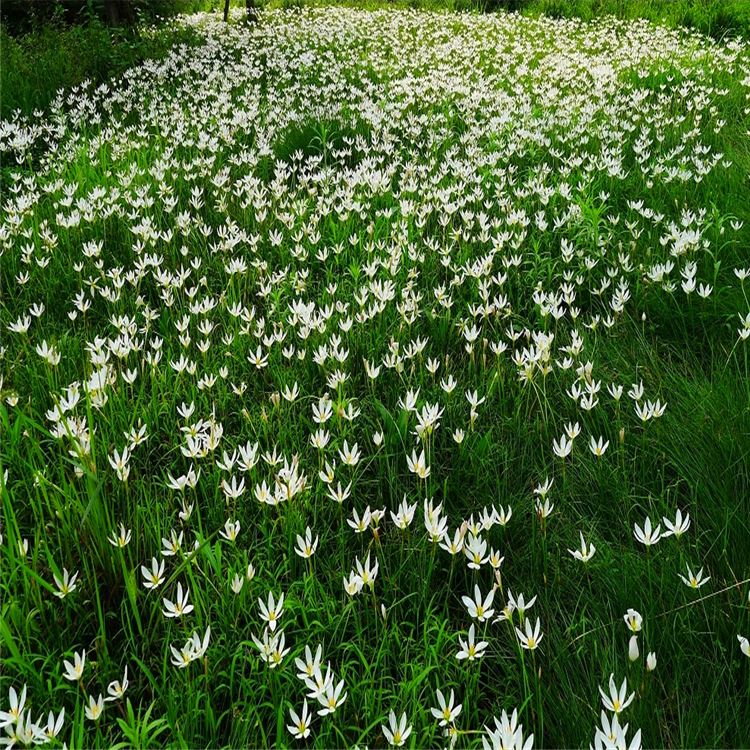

1,6,750,748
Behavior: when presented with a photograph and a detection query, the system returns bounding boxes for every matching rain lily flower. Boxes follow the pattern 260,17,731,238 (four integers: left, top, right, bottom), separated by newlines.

287,699,312,739
633,516,661,547
662,509,691,538
382,711,412,747
52,568,79,599
162,582,194,618
431,689,462,727
515,616,544,650
623,609,642,633
258,592,284,632
568,531,596,562
462,584,495,622
62,650,86,682
599,674,634,715
457,624,488,661
678,564,710,590
85,694,104,722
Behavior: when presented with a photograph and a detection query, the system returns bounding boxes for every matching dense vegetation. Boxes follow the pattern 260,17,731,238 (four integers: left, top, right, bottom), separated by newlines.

504,0,750,38
0,0,239,119
3,0,750,120
1,4,750,750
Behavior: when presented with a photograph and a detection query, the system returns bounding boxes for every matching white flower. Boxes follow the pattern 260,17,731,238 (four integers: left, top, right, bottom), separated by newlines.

62,650,86,681
678,564,710,589
406,448,430,479
588,435,609,457
295,526,319,558
568,531,596,562
162,582,194,618
52,568,79,599
599,674,634,714
628,635,639,662
85,694,104,722
107,523,132,548
316,677,347,716
382,711,412,747
552,434,572,459
431,689,462,727
623,608,642,633
462,584,495,622
141,557,166,590
633,516,661,546
258,591,284,632
287,699,312,739
662,509,690,538
456,624,487,661
106,667,129,701
219,518,241,542
0,685,27,728
515,616,543,650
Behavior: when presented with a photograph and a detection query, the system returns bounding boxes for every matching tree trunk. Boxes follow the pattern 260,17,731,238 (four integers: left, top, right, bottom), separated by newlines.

103,0,136,26
223,0,230,23
246,0,257,22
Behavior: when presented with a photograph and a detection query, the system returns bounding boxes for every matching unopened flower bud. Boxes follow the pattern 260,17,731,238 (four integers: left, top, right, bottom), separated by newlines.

628,634,639,662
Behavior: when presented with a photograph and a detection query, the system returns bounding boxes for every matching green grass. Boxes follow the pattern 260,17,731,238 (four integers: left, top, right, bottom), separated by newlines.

521,0,750,39
269,0,750,38
1,5,750,749
0,0,245,120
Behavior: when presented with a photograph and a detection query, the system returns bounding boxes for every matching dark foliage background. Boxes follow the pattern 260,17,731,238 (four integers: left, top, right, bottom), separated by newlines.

0,0,223,33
